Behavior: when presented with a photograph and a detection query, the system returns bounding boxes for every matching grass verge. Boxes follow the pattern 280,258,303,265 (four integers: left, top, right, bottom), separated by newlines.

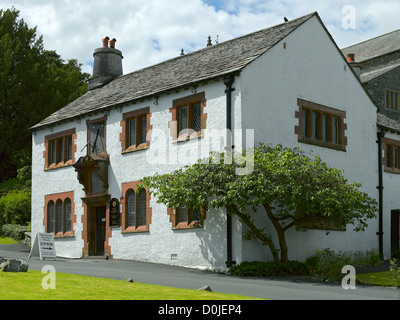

0,237,19,244
357,272,399,287
0,271,264,300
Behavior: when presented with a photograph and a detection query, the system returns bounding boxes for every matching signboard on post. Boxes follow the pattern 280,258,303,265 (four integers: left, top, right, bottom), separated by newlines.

28,233,57,261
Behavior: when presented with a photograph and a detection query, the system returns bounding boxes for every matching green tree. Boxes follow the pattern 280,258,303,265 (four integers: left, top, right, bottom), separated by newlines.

141,144,378,263
0,7,89,181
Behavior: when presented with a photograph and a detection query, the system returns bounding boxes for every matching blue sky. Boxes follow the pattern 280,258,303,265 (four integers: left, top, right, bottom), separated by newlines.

1,0,399,75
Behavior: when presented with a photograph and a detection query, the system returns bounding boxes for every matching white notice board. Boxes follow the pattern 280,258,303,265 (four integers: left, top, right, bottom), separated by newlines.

28,233,57,261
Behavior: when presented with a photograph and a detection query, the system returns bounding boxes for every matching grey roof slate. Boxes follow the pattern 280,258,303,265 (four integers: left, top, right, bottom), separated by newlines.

31,12,316,130
378,112,400,133
342,29,400,63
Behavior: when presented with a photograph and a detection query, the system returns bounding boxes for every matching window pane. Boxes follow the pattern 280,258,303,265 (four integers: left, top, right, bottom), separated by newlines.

140,116,147,144
50,141,56,164
91,170,102,194
58,138,64,164
312,112,319,140
332,117,339,144
67,136,73,161
192,102,202,132
127,190,135,227
176,206,188,223
179,106,188,133
322,114,329,142
395,147,399,169
89,122,105,155
137,190,147,227
48,202,55,233
128,119,136,147
191,208,201,222
387,145,392,167
56,201,63,233
65,199,71,232
302,109,308,138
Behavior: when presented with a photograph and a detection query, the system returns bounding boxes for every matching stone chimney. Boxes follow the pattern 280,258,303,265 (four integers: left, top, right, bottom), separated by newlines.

347,54,361,79
88,37,124,91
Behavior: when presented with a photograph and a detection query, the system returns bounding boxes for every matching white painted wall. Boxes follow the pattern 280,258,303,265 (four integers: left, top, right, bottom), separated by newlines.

32,80,243,270
238,15,381,262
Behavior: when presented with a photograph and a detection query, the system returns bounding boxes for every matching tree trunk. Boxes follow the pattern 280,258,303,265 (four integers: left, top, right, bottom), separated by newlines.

263,203,289,263
226,204,281,263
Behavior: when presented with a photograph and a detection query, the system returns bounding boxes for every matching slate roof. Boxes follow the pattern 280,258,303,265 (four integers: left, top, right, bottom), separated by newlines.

342,29,400,63
378,112,400,134
31,12,316,130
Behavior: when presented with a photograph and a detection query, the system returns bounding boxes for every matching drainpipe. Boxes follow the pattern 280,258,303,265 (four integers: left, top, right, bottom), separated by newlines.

377,129,385,259
224,74,236,268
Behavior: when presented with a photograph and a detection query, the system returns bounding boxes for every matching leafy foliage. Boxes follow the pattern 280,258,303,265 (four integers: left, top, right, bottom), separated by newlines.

229,261,308,277
0,190,31,226
0,8,89,181
141,144,378,263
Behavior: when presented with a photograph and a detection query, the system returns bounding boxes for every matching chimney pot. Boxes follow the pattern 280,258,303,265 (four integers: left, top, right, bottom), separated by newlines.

102,37,110,48
347,53,355,63
109,38,117,49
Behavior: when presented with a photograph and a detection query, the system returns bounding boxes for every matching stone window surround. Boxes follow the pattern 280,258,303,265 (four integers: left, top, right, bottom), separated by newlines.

295,98,347,152
120,107,153,154
44,128,77,170
120,181,152,234
44,191,75,238
169,92,207,143
167,204,207,230
383,137,400,174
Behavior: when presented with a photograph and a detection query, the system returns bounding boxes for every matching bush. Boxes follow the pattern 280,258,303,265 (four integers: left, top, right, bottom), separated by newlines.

305,248,382,283
229,261,308,277
0,190,31,226
0,224,30,241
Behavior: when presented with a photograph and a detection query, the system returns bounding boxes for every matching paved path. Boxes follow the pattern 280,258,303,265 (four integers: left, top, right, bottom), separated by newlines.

1,244,399,300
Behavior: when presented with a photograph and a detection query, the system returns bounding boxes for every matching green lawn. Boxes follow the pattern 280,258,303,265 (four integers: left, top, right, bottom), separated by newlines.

0,271,265,300
0,237,18,244
357,271,399,287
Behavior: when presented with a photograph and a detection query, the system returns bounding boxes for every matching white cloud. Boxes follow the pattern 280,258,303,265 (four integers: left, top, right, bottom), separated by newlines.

1,0,399,75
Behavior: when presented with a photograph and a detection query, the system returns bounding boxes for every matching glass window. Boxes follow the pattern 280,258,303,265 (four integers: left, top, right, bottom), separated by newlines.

56,200,63,234
176,206,188,223
302,109,308,138
48,201,55,233
67,136,73,161
332,117,339,144
64,198,72,233
179,106,188,133
137,189,147,227
128,119,136,147
312,112,319,140
192,102,202,132
140,116,147,145
322,114,329,142
91,170,103,194
126,190,136,228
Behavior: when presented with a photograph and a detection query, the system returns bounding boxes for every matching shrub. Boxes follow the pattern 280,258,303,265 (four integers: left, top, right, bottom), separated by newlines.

0,224,30,241
305,248,382,283
305,248,351,282
229,261,308,277
0,190,31,226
